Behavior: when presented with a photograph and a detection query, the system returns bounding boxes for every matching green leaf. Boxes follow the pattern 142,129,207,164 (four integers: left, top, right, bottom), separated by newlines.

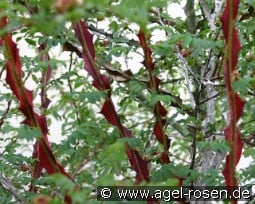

25,38,36,46
232,77,252,93
197,141,209,151
121,137,143,151
17,126,41,141
31,74,39,83
169,164,190,179
152,164,192,184
183,169,200,185
245,0,255,5
150,93,172,106
198,140,229,153
182,35,192,47
71,189,91,203
242,163,255,179
202,169,222,186
79,91,105,103
209,141,230,153
47,174,75,191
151,164,173,183
146,0,168,8
99,139,127,171
113,0,148,28
49,197,62,204
129,80,145,94
191,38,215,49
243,148,255,158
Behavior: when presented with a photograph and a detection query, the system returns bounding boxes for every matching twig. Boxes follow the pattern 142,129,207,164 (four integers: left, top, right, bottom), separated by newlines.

194,0,225,189
175,45,197,109
87,24,139,47
243,134,255,147
199,90,224,105
72,142,102,177
0,66,5,78
201,31,221,78
128,117,153,129
39,42,52,112
199,0,224,31
0,100,12,128
145,133,156,149
184,0,196,33
199,0,212,27
0,176,26,203
167,120,187,138
213,0,225,23
169,153,190,165
67,52,81,124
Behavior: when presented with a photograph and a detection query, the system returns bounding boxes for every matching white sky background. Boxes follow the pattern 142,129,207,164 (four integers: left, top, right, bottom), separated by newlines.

0,1,253,191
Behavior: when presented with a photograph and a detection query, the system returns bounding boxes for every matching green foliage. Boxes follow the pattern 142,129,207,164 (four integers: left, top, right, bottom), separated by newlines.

17,125,41,141
0,0,254,203
232,77,252,94
99,139,127,171
150,164,176,185
197,140,230,154
202,169,224,186
150,93,172,106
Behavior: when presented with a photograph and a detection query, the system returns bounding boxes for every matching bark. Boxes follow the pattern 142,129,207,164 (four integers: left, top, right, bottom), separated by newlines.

192,1,225,203
184,0,197,33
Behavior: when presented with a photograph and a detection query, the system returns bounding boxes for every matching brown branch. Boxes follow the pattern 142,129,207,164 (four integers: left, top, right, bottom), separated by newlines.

72,143,102,177
0,175,26,203
243,134,255,147
63,41,82,58
184,0,197,33
0,100,12,128
199,90,224,105
239,5,255,21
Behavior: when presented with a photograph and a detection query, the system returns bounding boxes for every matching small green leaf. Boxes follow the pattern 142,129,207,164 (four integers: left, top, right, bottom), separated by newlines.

129,80,145,94
25,38,36,46
182,35,192,47
150,93,172,106
151,164,173,183
79,91,104,103
31,74,39,83
246,0,255,5
99,139,127,171
47,174,75,191
121,137,143,150
232,77,252,93
17,126,41,141
203,168,222,186
169,164,190,178
71,189,91,203
209,141,229,153
197,141,209,151
243,148,255,158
